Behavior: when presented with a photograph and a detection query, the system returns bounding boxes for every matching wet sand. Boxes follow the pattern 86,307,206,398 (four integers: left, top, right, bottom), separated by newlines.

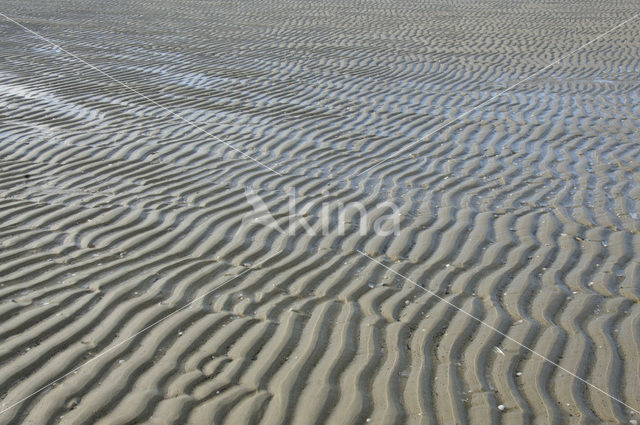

0,0,639,423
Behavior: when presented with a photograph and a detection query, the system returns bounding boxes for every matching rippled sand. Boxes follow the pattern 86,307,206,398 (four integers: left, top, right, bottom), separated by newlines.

0,0,639,424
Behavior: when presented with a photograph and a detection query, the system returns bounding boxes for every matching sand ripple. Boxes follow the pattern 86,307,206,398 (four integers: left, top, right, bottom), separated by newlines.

1,0,639,424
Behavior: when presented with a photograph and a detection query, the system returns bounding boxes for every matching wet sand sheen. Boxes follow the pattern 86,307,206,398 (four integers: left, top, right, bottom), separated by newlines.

0,0,639,424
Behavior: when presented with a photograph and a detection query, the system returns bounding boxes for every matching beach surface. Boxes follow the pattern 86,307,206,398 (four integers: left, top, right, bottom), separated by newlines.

0,0,639,423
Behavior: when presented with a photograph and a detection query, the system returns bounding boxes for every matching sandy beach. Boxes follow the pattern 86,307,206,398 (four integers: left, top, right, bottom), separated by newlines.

0,0,639,423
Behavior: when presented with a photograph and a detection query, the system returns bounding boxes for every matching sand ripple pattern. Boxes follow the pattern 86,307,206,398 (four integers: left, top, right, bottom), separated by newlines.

1,0,639,424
